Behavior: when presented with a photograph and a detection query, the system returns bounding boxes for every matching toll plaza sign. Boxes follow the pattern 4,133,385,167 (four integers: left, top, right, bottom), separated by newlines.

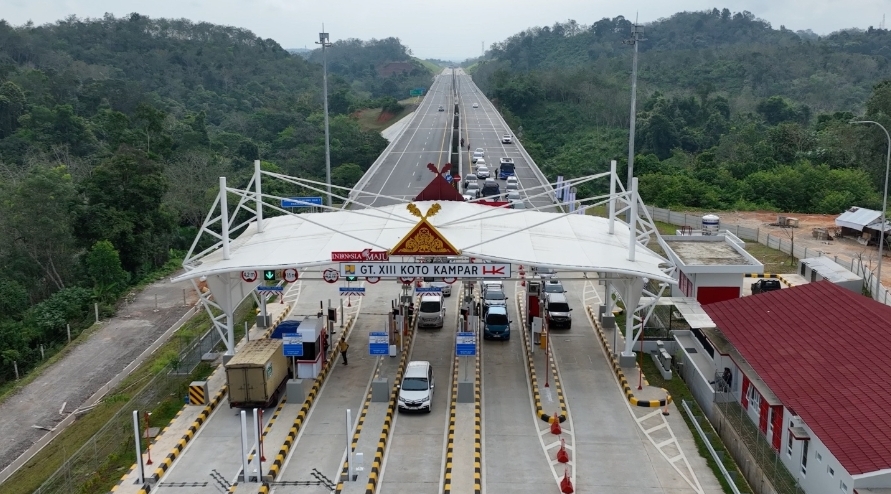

340,262,511,279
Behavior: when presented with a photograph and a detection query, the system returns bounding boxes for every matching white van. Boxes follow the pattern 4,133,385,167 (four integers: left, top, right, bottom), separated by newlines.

418,294,445,328
398,361,434,412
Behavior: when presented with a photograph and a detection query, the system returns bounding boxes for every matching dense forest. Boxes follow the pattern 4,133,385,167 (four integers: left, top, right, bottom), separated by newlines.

0,14,432,383
471,10,891,213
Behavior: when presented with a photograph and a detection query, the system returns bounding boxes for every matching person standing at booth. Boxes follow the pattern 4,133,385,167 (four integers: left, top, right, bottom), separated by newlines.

338,339,349,365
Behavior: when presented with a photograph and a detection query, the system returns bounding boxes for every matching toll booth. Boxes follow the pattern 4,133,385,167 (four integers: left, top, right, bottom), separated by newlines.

293,316,324,379
527,280,541,328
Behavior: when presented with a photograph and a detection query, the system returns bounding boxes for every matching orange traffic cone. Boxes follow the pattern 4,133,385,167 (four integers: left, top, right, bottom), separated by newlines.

560,468,574,493
550,412,562,435
556,438,569,463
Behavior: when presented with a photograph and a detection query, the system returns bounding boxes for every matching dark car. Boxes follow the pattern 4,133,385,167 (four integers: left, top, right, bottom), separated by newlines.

438,105,445,111
483,289,507,312
751,279,782,295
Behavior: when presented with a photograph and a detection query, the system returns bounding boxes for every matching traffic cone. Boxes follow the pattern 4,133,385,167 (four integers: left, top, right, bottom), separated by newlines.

550,412,562,435
521,279,526,287
556,438,569,463
560,468,574,493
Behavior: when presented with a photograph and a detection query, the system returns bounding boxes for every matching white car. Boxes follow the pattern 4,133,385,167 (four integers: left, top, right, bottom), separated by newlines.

464,182,481,198
509,200,527,210
476,165,490,178
506,176,519,187
502,134,513,144
505,182,518,192
505,190,521,202
475,148,484,156
472,152,484,164
475,158,487,169
429,281,452,296
472,103,479,108
398,361,434,412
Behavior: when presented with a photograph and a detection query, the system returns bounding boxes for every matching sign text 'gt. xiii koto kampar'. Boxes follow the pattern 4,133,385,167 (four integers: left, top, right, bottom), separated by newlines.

340,262,511,278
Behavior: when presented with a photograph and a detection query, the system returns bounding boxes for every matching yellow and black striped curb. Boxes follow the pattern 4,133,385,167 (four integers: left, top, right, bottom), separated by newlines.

744,273,793,287
442,355,459,493
585,305,672,408
334,358,382,493
148,386,228,482
516,296,566,424
473,329,482,494
364,314,416,494
258,315,358,492
546,342,569,420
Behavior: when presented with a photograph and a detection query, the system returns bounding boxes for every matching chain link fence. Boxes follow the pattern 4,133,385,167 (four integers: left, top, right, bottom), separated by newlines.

712,398,805,494
33,323,226,493
645,206,891,307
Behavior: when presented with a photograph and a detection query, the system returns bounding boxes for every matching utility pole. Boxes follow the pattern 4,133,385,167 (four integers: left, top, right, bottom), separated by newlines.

623,23,645,219
317,27,333,207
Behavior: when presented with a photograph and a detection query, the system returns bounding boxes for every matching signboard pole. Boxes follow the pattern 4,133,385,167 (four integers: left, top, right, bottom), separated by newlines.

291,356,296,380
346,409,354,480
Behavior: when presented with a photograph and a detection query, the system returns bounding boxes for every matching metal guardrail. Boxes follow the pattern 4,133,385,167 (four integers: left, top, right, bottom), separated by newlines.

680,399,743,494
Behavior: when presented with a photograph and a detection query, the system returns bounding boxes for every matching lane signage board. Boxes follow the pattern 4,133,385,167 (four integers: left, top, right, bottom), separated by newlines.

369,332,389,355
257,286,284,293
341,262,511,279
415,286,442,293
339,287,366,294
456,332,476,356
282,197,323,208
282,333,304,357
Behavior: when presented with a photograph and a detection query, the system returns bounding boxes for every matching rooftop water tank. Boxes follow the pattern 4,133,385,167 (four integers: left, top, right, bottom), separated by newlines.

702,214,720,236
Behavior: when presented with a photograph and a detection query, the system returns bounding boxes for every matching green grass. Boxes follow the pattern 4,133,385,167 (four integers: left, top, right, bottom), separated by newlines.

640,357,752,494
2,298,255,494
416,58,441,73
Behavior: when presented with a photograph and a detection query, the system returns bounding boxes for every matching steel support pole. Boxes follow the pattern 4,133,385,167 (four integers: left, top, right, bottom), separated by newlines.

851,120,891,299
220,177,231,260
132,411,144,483
240,410,250,482
254,159,264,233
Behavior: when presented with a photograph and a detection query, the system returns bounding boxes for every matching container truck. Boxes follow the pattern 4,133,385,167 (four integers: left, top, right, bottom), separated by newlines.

225,339,290,408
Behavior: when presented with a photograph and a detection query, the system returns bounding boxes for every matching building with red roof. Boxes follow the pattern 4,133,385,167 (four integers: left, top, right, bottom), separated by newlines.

691,281,891,494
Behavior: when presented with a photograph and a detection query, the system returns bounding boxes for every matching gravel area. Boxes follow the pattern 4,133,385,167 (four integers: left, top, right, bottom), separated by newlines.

0,275,197,472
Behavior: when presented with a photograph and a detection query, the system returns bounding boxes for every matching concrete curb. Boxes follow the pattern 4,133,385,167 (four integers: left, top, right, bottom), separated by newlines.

744,273,794,287
258,314,358,492
473,332,482,494
442,355,459,493
362,314,416,494
585,305,672,408
516,295,567,423
333,328,380,492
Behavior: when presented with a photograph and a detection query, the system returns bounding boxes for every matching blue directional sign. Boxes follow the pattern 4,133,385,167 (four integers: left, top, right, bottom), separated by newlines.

257,286,284,292
456,332,476,356
339,287,366,294
415,286,442,293
282,333,304,357
281,197,323,208
369,332,389,355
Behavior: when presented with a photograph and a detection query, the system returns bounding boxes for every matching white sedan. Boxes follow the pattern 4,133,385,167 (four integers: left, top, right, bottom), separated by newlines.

476,165,490,178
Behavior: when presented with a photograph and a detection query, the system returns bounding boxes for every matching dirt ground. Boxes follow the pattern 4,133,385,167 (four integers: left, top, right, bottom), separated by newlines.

0,275,198,473
715,211,890,286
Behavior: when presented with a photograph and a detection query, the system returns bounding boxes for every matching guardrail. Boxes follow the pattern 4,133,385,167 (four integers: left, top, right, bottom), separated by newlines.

681,399,744,494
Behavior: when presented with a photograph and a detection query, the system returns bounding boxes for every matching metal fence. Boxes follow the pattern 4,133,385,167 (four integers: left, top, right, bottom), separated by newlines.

646,206,891,307
34,321,225,493
713,399,805,494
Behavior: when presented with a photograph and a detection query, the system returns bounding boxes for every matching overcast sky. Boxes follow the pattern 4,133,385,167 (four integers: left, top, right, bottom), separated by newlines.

3,0,888,60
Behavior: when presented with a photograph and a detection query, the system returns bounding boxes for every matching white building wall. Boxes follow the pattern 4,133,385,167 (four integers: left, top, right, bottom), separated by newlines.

777,413,856,494
693,272,743,295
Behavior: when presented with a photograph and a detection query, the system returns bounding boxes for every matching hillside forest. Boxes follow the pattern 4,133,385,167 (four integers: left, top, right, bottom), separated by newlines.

471,10,891,213
0,14,432,384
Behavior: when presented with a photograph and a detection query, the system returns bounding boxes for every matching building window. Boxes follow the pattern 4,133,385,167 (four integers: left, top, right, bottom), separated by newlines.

747,385,761,412
816,452,822,462
828,466,834,476
840,481,848,492
801,440,809,475
787,429,793,457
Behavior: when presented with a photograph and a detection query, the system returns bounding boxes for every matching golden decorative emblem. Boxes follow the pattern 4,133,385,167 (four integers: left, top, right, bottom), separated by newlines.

390,203,460,256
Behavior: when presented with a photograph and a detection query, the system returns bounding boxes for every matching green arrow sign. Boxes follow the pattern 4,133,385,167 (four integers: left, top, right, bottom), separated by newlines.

264,270,276,281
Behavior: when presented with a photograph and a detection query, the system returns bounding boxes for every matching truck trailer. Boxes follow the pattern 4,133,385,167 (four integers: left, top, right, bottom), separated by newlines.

225,339,290,408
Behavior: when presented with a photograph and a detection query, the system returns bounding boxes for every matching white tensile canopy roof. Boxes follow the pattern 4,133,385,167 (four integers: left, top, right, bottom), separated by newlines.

172,201,672,283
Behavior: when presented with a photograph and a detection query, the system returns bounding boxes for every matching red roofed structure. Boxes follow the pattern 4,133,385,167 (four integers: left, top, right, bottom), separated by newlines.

702,281,891,493
413,163,463,202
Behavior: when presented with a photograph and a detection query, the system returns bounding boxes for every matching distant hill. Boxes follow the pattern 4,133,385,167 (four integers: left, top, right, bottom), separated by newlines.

470,9,891,215
305,37,433,100
286,47,312,58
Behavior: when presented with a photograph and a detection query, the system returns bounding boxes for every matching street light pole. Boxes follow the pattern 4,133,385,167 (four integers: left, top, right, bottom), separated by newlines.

317,29,333,207
624,24,644,196
851,120,891,298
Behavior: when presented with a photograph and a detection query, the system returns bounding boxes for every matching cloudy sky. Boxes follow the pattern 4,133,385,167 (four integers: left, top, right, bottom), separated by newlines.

3,0,888,60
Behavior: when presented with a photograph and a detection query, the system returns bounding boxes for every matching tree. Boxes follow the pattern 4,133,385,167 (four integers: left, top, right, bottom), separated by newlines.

332,163,364,188
85,240,130,303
